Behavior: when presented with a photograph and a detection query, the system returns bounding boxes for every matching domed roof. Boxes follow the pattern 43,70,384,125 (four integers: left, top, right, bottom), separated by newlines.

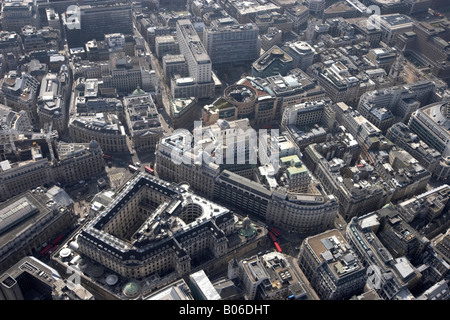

132,86,146,96
217,119,230,130
106,274,119,286
69,241,79,250
123,281,140,298
59,248,71,258
89,140,99,149
238,216,256,238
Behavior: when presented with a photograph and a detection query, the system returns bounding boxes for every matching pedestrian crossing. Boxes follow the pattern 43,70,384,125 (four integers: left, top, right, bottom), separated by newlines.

110,172,124,183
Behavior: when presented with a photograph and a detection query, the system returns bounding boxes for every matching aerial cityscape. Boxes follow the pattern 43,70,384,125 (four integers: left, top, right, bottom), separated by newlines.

0,0,449,305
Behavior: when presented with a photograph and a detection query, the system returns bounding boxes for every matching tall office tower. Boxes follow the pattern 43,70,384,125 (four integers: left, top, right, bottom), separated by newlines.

202,17,260,66
0,0,41,33
61,7,83,49
78,2,133,43
176,19,212,84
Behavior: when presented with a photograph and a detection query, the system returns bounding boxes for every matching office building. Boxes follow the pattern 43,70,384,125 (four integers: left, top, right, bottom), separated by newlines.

346,212,416,300
395,184,450,229
0,0,40,33
430,229,450,268
220,0,280,24
202,82,276,128
357,80,436,124
252,46,293,78
285,5,309,31
0,104,32,155
101,53,146,95
171,76,215,100
189,270,221,300
68,113,127,153
45,8,61,32
282,99,335,131
37,68,70,135
298,229,366,300
0,256,94,300
367,48,397,73
287,41,315,71
0,31,23,57
145,278,194,300
277,155,311,193
0,186,75,272
281,99,335,149
155,36,179,59
256,68,327,115
0,71,40,125
323,1,359,20
395,20,450,80
254,12,293,35
61,7,83,49
311,61,364,104
123,91,164,150
408,101,450,157
304,142,389,220
305,0,325,15
162,54,189,84
177,19,212,84
78,2,133,43
20,26,47,54
175,19,215,99
386,123,445,180
416,280,450,300
202,17,260,66
52,140,105,187
261,27,283,52
332,102,394,154
364,0,408,14
371,14,414,45
170,97,197,129
376,205,428,263
204,69,326,126
239,252,306,300
0,138,104,202
348,17,383,47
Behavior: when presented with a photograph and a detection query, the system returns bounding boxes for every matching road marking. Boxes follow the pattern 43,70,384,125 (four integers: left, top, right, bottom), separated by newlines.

110,172,124,182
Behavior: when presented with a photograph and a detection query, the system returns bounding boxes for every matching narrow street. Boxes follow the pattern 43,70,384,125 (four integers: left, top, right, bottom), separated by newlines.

133,24,173,136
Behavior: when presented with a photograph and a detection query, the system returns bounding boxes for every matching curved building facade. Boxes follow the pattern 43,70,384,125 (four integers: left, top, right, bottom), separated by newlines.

68,113,127,153
408,101,450,157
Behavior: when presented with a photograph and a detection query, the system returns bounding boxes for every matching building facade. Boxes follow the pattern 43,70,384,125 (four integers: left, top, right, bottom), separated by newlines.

202,17,260,66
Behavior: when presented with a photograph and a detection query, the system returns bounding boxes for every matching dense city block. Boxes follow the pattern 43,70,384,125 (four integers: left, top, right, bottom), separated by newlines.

0,0,449,302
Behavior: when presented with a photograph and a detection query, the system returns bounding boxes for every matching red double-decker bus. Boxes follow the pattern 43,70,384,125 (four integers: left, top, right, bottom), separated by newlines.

145,166,154,175
40,244,53,256
270,227,281,237
274,242,282,253
269,232,277,243
52,235,63,245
